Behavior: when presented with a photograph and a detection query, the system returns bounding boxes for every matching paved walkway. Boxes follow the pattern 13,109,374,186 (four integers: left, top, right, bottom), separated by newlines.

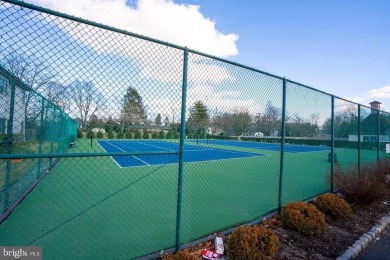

357,226,390,260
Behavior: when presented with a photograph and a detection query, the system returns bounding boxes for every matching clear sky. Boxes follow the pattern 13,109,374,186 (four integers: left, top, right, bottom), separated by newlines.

24,0,390,110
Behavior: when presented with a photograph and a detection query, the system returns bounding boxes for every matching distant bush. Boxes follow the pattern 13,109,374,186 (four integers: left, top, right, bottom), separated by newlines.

125,131,133,139
142,129,149,139
158,131,165,139
107,131,114,139
314,193,352,218
134,130,141,139
96,131,104,139
166,132,173,139
77,128,83,138
280,202,326,236
151,132,158,139
227,225,279,260
117,132,124,139
86,130,95,139
334,163,390,204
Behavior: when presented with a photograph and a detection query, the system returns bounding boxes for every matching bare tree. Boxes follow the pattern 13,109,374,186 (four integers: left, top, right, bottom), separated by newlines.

3,50,56,124
256,101,282,136
68,80,104,130
44,81,70,112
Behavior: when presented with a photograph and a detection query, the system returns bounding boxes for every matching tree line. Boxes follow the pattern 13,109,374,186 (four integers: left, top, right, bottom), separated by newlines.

3,50,374,141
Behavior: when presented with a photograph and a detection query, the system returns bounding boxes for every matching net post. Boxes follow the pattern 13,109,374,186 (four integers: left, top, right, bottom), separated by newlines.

4,82,16,210
330,96,335,192
358,105,361,176
278,78,287,212
176,47,188,252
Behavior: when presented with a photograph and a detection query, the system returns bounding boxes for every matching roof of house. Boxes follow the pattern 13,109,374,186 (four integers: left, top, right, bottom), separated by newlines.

361,113,390,135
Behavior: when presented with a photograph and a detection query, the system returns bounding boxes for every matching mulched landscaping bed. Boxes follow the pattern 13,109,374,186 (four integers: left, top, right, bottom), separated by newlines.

160,201,390,259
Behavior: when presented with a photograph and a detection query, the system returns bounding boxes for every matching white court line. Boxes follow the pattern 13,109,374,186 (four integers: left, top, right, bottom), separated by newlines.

105,141,150,166
96,141,123,168
119,154,266,168
184,145,262,156
137,141,176,152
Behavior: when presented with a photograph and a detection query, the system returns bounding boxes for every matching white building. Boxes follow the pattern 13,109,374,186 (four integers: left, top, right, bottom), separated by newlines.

0,67,29,138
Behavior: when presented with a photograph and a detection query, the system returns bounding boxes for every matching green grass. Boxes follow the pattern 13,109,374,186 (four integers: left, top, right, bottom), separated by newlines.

0,140,381,259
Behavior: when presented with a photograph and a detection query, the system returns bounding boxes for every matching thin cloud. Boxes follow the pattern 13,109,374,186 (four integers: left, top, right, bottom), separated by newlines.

343,85,390,112
27,0,239,58
365,86,390,99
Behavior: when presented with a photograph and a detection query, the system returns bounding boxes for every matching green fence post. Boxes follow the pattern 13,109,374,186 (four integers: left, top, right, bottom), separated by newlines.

4,83,16,210
358,105,361,175
50,106,56,167
330,96,335,192
377,109,380,163
278,78,287,212
37,98,45,179
175,48,188,252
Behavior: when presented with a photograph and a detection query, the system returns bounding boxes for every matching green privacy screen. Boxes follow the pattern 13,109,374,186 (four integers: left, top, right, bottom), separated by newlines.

1,1,390,259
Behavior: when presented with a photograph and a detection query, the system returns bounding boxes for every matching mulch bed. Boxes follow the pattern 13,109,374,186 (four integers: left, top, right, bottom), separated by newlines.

160,201,390,259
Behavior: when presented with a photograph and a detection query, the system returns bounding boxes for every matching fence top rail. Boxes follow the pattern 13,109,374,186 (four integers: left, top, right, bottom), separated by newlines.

2,0,389,115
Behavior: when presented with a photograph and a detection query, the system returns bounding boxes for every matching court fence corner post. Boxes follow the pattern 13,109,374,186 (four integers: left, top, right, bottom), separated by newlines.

330,96,335,192
278,78,287,213
358,105,361,176
377,109,380,164
176,47,188,252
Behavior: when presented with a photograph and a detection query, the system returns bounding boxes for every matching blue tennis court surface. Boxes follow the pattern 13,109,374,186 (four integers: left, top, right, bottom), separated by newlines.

97,140,263,167
195,139,330,153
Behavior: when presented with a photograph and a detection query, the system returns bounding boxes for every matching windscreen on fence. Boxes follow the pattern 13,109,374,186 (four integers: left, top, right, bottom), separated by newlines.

360,105,378,164
333,99,359,170
0,65,76,217
1,0,389,259
282,81,332,204
182,51,283,244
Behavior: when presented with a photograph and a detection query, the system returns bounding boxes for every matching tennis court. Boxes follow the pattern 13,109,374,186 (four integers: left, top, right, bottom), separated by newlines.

0,138,365,259
195,139,330,153
97,140,263,167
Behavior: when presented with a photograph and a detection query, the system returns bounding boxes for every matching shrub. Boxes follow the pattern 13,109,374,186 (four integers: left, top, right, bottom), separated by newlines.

376,157,390,189
280,202,326,236
166,132,173,139
134,130,141,139
125,131,133,139
142,129,149,139
86,130,95,139
158,131,165,139
334,164,390,204
77,128,83,138
227,225,279,260
162,251,199,260
107,131,114,139
117,132,124,139
96,131,104,139
314,193,352,218
151,132,158,139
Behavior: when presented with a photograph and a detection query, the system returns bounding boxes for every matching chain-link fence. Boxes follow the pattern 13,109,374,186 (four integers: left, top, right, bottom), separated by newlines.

1,0,390,259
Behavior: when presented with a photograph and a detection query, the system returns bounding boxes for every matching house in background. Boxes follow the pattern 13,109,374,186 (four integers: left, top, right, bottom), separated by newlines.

0,66,28,139
348,101,390,142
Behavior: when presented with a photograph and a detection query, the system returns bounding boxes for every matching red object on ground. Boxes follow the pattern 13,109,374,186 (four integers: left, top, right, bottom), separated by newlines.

201,249,224,259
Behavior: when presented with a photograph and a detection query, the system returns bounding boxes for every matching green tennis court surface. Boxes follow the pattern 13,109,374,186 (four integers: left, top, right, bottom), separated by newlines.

0,139,379,259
